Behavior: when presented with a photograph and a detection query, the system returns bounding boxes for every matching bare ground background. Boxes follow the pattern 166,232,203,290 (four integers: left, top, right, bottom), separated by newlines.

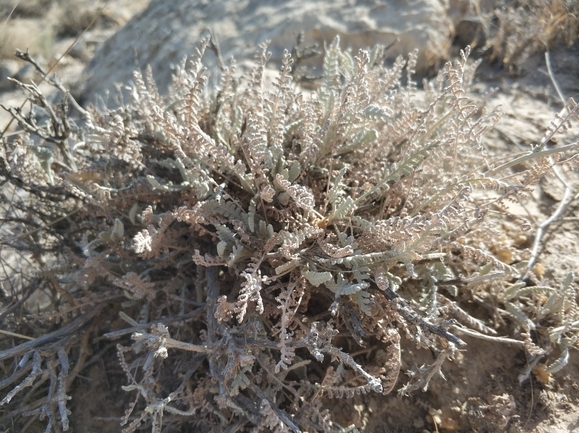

1,1,578,432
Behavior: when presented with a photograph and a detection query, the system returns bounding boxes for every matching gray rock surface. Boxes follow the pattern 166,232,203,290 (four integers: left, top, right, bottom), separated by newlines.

0,59,20,91
81,0,452,105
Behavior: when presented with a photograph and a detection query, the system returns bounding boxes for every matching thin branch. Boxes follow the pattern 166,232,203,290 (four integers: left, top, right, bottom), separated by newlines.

250,383,302,433
380,287,466,346
103,308,204,339
483,140,578,176
521,51,577,278
545,51,566,103
523,163,575,277
0,306,103,362
0,328,34,341
450,325,525,346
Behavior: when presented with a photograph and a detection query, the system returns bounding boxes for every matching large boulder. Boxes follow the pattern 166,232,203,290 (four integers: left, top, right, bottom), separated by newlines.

81,0,452,105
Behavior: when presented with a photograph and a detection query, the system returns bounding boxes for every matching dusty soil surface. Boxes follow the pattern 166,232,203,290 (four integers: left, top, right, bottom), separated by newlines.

1,1,578,432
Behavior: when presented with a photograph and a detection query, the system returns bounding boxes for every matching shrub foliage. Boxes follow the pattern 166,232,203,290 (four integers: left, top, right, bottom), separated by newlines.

1,37,578,432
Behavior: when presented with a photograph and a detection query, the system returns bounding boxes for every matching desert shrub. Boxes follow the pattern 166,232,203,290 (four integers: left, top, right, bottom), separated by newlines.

54,4,111,38
0,19,55,61
485,0,579,70
0,0,55,19
0,37,578,432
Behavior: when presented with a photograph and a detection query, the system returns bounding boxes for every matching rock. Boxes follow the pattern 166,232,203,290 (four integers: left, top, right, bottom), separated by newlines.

0,59,20,91
81,0,452,106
